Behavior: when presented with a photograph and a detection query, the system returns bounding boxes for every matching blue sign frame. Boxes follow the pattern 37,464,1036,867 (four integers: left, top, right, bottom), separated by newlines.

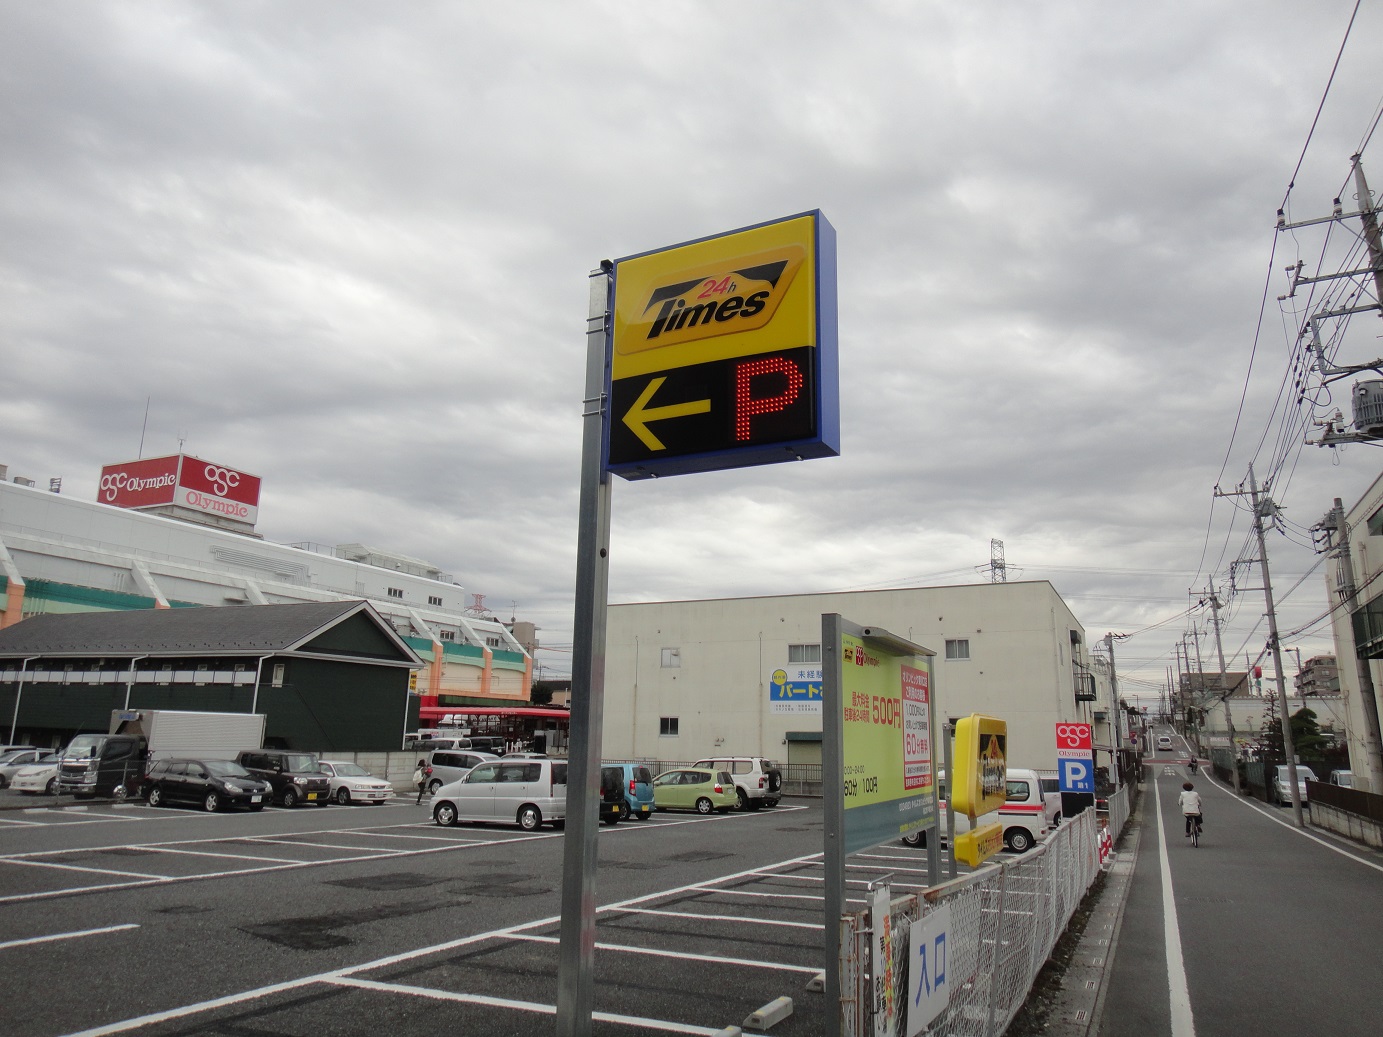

604,210,839,479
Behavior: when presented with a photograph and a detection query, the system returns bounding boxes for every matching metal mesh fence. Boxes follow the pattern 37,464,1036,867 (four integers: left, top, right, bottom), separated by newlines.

843,809,1101,1037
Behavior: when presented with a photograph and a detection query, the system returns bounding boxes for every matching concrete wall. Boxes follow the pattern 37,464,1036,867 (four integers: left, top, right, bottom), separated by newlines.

602,581,1102,770
1310,800,1383,849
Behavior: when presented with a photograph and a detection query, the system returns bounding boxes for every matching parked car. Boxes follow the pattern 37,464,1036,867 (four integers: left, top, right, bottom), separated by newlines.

318,760,395,805
600,765,628,824
1329,769,1354,787
425,749,500,793
9,757,62,795
235,749,331,807
1271,764,1318,806
652,768,738,814
1034,770,1063,825
0,749,56,789
430,757,568,831
901,768,1050,853
603,762,656,820
689,756,783,810
143,758,272,812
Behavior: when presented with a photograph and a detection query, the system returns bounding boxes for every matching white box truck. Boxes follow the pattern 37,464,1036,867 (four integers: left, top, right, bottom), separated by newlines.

57,709,266,798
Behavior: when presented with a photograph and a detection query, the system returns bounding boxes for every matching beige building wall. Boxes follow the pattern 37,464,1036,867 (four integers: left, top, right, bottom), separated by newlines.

603,581,1099,771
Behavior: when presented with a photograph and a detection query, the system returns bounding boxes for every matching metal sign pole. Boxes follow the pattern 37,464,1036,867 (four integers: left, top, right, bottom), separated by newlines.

555,267,614,1037
822,612,845,1037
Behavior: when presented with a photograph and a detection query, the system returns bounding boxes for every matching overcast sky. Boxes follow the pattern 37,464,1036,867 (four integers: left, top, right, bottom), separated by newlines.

3,2,1382,700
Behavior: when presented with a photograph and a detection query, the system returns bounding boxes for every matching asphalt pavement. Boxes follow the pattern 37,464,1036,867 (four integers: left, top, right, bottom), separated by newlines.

1088,743,1383,1037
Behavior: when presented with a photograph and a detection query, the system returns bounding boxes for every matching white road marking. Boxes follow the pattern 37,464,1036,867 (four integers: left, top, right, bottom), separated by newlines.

1155,777,1197,1037
607,906,822,929
507,931,823,973
324,975,725,1036
0,923,139,951
0,857,169,880
138,846,304,865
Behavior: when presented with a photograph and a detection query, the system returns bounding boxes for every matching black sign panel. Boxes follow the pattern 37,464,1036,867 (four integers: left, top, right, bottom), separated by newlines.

608,346,818,476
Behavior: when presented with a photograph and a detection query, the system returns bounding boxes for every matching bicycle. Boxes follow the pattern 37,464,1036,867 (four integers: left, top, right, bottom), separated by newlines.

1190,814,1202,847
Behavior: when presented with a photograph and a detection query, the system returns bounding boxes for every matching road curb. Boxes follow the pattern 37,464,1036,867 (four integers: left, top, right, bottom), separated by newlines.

1041,795,1143,1037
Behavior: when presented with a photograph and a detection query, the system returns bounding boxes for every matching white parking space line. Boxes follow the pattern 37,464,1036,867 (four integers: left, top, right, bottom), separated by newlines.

0,857,169,880
0,923,139,951
324,975,725,1037
506,932,823,974
688,886,823,903
238,838,409,854
0,816,45,826
139,846,305,865
609,907,822,930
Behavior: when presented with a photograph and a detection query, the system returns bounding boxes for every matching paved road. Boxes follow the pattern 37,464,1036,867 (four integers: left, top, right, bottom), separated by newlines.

1099,737,1383,1037
1,794,954,1036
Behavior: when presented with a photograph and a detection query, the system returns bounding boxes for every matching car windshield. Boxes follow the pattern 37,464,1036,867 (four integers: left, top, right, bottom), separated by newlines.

63,735,103,759
331,763,370,777
283,754,319,773
205,761,252,778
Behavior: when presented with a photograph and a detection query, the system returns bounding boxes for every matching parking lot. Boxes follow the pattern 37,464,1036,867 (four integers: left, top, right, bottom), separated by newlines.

0,792,975,1037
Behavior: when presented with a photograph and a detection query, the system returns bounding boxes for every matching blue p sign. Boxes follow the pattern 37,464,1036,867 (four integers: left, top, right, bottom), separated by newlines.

1059,758,1093,793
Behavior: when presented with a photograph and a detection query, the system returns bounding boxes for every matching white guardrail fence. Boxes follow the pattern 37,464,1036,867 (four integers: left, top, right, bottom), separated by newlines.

840,789,1130,1037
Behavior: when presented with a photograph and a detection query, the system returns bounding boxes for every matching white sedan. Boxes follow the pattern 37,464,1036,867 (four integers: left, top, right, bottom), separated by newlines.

318,760,395,805
9,756,61,795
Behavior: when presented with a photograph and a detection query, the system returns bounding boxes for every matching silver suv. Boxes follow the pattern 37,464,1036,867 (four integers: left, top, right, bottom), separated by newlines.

690,756,783,810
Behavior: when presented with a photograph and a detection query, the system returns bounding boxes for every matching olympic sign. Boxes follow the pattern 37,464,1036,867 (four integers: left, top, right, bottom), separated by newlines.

98,454,261,524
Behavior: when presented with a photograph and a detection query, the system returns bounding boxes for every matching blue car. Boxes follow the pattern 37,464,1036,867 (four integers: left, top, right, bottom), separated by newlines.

604,762,657,820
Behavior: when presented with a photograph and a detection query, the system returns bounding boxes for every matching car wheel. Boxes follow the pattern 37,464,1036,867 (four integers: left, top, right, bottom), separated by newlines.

434,802,458,827
281,786,299,808
336,787,352,805
44,777,58,795
147,786,164,808
1053,813,1062,826
428,778,443,794
901,831,926,848
1006,828,1035,853
696,797,714,815
517,805,542,831
203,792,220,813
735,788,749,811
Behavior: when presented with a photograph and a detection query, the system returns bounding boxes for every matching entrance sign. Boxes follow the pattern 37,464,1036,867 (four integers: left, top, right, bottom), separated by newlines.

908,905,952,1035
606,211,839,479
1056,722,1095,794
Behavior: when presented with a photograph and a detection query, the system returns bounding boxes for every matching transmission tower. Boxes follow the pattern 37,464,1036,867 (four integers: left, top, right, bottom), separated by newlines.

989,539,1007,583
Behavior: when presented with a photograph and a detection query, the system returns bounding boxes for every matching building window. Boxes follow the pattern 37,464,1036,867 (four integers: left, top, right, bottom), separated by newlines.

387,587,404,599
428,595,443,606
661,647,681,668
788,643,821,663
439,630,455,641
1369,505,1383,537
271,663,286,688
945,639,970,661
659,717,679,737
196,663,209,686
158,665,172,686
486,636,500,648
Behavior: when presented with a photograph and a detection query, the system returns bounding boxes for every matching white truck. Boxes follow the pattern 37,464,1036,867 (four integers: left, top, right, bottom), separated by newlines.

57,709,266,798
902,767,1052,853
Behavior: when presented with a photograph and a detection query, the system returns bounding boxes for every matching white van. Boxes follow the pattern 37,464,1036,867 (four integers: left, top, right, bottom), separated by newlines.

430,757,567,831
902,768,1050,853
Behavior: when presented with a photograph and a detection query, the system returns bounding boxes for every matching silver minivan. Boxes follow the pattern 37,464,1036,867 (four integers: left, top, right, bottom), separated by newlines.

425,749,499,793
430,758,567,831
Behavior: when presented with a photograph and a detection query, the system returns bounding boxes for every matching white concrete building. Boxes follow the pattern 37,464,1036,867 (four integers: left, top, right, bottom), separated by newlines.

603,580,1114,774
0,478,532,706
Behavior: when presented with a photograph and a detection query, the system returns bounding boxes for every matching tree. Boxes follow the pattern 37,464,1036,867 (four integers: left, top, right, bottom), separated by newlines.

1259,694,1283,761
1289,706,1330,761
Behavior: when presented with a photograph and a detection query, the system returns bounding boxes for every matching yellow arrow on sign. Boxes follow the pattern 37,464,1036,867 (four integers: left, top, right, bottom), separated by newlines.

623,376,712,451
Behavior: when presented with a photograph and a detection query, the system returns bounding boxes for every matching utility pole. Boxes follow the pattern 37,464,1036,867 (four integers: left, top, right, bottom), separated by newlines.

1317,498,1383,790
1204,579,1242,793
1189,622,1206,757
1354,154,1383,313
1246,464,1305,826
1104,633,1126,789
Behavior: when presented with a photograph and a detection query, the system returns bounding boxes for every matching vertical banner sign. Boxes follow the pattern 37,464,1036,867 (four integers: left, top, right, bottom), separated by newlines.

1056,722,1095,793
606,210,839,479
872,882,895,1037
836,623,936,854
907,905,952,1036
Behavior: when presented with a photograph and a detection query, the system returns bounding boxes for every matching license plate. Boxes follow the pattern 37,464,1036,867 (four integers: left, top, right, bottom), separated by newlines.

251,795,262,803
307,792,319,800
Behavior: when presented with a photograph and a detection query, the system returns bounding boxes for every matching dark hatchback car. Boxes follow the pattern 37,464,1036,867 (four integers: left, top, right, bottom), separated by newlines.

144,758,272,813
600,765,628,824
235,749,331,807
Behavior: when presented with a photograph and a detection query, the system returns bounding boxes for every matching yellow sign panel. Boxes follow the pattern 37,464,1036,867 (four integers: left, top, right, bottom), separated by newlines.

611,215,817,381
953,822,1004,868
951,714,1007,818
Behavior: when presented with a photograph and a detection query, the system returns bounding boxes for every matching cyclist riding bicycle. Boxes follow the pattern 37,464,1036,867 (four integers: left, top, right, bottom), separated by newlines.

1188,757,1199,775
1178,781,1203,839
